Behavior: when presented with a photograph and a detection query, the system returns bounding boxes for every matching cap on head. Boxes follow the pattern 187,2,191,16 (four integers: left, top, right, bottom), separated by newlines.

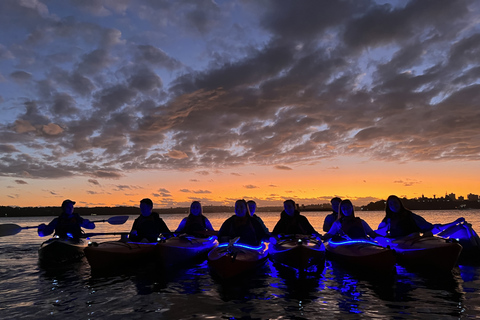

140,198,153,208
61,199,76,208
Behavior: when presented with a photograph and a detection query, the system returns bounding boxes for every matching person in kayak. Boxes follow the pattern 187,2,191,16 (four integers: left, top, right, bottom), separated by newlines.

247,200,270,236
175,201,215,236
37,199,95,240
322,197,342,232
129,198,171,242
218,199,269,246
271,199,318,237
322,199,379,240
377,195,465,237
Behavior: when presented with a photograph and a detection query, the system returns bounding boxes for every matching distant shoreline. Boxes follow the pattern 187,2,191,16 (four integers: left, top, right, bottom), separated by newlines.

2,199,479,217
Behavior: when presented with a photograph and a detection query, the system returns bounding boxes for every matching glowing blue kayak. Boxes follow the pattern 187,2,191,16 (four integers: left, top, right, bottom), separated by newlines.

156,235,218,267
375,234,462,271
268,234,325,272
325,237,396,272
436,221,480,260
207,241,269,279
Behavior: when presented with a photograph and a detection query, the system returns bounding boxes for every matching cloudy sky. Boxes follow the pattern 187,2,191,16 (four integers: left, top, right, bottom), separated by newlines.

1,0,479,208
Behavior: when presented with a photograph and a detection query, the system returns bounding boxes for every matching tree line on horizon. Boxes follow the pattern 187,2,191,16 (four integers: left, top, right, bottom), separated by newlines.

2,197,479,217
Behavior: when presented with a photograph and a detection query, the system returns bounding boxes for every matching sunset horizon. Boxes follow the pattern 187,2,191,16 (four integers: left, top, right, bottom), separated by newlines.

1,1,479,209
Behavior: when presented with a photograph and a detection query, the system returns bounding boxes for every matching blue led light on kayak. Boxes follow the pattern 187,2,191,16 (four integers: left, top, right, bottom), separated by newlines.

217,242,265,250
328,239,379,246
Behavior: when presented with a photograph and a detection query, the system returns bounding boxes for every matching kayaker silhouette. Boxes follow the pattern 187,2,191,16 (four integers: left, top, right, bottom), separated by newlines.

271,199,318,237
37,199,95,240
175,201,215,236
218,199,268,246
247,200,270,236
322,197,342,232
129,198,171,242
322,199,379,240
377,195,465,237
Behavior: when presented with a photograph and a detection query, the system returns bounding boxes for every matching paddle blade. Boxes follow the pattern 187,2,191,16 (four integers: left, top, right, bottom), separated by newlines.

106,215,129,225
0,224,22,237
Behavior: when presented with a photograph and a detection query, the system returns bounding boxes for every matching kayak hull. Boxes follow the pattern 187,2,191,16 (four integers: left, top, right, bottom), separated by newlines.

156,236,218,267
38,238,87,265
84,241,157,269
325,238,396,273
381,234,462,272
208,242,269,279
269,235,325,272
437,222,480,260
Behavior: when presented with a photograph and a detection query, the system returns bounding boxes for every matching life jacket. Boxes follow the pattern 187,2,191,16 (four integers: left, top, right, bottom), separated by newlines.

54,214,83,240
340,217,367,239
276,210,310,234
132,213,163,242
183,214,207,234
388,212,421,237
226,216,260,246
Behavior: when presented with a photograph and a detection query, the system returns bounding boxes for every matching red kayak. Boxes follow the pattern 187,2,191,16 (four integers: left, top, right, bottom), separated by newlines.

84,240,157,269
325,237,396,273
156,235,218,267
208,241,269,280
268,235,325,272
38,237,87,265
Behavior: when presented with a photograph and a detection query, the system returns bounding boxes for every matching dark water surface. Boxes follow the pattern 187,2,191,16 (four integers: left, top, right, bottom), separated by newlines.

1,210,480,319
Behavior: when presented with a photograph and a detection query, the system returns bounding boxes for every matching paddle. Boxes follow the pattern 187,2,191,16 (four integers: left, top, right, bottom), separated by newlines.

0,215,131,237
83,232,130,238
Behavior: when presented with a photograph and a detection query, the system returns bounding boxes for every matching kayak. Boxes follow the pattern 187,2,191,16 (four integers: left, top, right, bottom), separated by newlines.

208,242,269,279
38,237,88,265
268,235,325,272
84,240,157,270
436,221,480,260
324,237,396,273
376,234,462,272
156,235,218,267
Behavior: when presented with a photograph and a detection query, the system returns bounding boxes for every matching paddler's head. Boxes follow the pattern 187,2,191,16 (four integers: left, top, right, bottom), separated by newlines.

235,199,249,218
61,199,75,217
247,200,256,216
190,201,202,216
339,199,354,218
386,195,402,214
331,197,342,214
283,200,296,217
140,198,153,217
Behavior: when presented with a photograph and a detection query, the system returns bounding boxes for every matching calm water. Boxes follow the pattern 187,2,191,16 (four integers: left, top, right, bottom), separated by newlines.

1,210,480,319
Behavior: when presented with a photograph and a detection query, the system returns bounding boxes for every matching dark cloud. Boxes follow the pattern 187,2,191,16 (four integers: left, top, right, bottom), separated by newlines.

274,165,293,171
0,0,479,182
88,179,100,185
14,179,28,184
136,45,183,70
244,185,258,189
10,70,32,83
0,144,19,153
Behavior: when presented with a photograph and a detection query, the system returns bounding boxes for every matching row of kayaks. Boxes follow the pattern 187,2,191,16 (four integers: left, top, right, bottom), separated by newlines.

38,221,480,279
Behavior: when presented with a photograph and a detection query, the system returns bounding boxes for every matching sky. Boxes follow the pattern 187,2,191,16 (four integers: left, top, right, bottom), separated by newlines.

1,0,480,208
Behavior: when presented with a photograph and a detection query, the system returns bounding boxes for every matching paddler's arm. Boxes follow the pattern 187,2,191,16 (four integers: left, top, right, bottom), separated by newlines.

362,220,380,238
204,218,215,232
321,221,341,241
80,218,95,229
412,213,435,235
376,220,389,236
175,218,187,233
38,218,57,237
